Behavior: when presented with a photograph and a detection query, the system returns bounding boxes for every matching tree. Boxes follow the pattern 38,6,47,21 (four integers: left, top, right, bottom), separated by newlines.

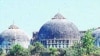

49,48,59,56
64,30,95,56
91,47,100,56
72,42,87,56
31,42,46,55
58,48,66,56
7,44,30,56
0,48,5,56
81,30,94,55
65,47,74,56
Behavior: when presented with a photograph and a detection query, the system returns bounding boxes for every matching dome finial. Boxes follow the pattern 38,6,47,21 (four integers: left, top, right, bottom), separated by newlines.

8,20,19,29
52,13,66,19
8,19,19,29
13,19,14,25
8,24,19,29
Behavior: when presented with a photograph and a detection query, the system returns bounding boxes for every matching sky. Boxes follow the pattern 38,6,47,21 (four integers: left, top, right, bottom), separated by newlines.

0,0,100,37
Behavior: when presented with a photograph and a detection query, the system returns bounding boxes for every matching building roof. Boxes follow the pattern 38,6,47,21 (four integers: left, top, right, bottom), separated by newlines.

38,13,80,40
92,28,100,38
52,13,65,19
0,24,31,43
8,24,19,29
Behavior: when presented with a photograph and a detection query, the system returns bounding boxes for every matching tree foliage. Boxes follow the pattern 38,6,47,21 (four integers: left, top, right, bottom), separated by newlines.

7,44,30,56
49,48,59,56
64,30,95,56
31,42,46,55
82,30,94,55
0,48,5,56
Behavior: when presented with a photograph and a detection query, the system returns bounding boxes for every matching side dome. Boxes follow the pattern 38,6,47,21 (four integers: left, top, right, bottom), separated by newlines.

38,13,80,40
92,28,100,38
0,24,31,48
92,27,100,47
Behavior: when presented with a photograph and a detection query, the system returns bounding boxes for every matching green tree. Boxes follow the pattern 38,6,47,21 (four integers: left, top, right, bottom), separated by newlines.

49,48,59,56
31,42,46,55
58,48,66,56
65,47,74,56
89,46,100,56
0,48,5,56
72,43,86,56
82,30,94,55
65,30,95,56
7,44,30,56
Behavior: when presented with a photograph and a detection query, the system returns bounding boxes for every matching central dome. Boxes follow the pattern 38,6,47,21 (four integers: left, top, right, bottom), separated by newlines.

38,13,80,40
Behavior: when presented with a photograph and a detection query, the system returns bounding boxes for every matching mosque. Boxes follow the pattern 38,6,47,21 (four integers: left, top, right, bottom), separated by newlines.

0,13,100,52
37,13,80,48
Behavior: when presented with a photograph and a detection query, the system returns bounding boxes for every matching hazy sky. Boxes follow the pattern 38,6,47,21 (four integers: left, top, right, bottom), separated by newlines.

0,0,100,37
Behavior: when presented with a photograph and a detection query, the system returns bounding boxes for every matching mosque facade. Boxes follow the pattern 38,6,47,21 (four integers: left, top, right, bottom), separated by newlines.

37,13,80,48
0,13,100,52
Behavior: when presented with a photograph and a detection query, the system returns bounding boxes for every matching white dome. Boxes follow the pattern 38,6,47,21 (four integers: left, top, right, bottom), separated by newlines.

0,24,31,48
